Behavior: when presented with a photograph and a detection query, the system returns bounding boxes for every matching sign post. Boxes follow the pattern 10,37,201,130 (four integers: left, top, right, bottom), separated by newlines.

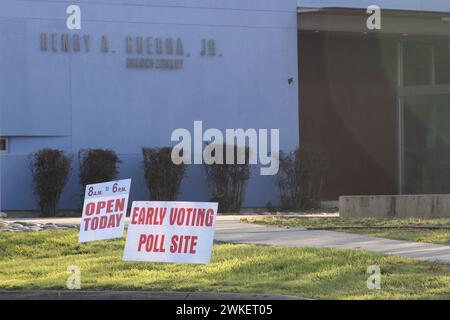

78,179,131,243
123,201,218,264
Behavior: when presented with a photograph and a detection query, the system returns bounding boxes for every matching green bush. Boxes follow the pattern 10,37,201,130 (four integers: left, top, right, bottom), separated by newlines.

28,149,72,217
79,149,120,195
204,144,251,214
277,147,326,211
142,147,186,200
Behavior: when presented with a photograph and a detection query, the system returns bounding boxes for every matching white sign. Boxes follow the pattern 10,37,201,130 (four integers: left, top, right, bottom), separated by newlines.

78,179,131,243
123,201,218,264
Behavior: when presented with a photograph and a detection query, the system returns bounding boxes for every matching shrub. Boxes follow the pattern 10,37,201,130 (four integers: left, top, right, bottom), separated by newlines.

265,201,277,213
204,144,251,214
79,149,120,195
28,149,72,217
142,147,186,201
277,147,326,211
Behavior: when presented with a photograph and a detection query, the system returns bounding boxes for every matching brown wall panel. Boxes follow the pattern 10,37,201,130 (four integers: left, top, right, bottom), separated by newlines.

299,33,399,200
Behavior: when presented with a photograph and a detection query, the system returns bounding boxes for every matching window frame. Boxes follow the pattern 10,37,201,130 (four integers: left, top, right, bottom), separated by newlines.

399,40,450,90
0,137,9,154
398,40,450,193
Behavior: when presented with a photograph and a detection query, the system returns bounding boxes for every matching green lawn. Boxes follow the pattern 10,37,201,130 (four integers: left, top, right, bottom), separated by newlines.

244,217,450,245
0,231,450,299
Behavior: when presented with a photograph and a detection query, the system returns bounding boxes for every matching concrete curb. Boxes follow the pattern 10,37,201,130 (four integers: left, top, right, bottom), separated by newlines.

0,290,306,300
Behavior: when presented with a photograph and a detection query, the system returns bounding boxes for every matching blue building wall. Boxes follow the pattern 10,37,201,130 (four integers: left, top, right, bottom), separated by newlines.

0,0,299,211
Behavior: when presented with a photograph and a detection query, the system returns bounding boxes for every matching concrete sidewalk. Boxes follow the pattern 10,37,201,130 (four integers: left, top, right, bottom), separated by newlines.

0,290,303,300
215,220,450,264
4,216,450,264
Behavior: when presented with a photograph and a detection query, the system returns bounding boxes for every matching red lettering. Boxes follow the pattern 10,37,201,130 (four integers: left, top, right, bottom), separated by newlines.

205,209,214,227
145,207,154,224
159,208,167,225
138,207,146,224
131,207,140,224
115,198,125,212
169,208,177,225
176,208,185,225
99,216,108,229
85,203,95,216
170,235,198,254
96,201,106,214
186,208,193,225
145,235,154,252
83,217,91,231
116,213,123,226
196,209,206,226
106,200,114,213
108,213,122,228
91,217,99,230
138,234,147,252
190,236,198,254
170,235,179,252
157,235,166,252
137,234,166,253
168,207,215,227
107,214,115,228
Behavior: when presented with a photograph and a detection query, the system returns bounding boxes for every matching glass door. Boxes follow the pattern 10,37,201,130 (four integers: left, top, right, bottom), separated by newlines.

401,94,450,194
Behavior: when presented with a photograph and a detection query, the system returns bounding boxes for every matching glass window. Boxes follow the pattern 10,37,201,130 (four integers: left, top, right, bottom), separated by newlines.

402,42,432,86
434,43,450,85
403,95,450,194
0,137,8,153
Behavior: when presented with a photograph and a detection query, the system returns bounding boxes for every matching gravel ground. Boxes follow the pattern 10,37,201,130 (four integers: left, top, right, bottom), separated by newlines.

0,220,79,233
